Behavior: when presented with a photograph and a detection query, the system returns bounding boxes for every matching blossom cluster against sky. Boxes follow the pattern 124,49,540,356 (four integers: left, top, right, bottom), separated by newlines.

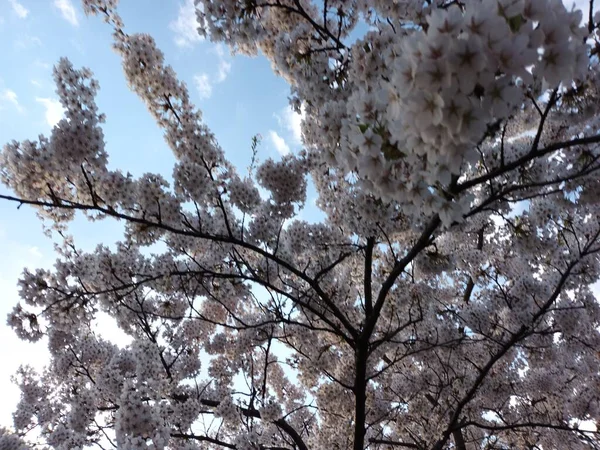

0,0,317,428
0,0,594,432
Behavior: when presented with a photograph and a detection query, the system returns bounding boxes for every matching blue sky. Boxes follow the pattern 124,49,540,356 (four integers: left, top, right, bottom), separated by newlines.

0,0,319,427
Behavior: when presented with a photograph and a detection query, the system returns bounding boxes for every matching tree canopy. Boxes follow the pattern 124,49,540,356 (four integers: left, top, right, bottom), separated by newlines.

2,0,600,449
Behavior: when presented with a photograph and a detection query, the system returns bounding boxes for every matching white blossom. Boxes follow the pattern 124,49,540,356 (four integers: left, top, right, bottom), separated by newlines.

1,0,600,449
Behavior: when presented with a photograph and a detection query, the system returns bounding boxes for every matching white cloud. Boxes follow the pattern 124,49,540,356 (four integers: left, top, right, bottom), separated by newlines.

217,59,231,83
1,89,24,113
9,0,28,19
54,0,78,26
171,0,204,48
36,97,64,127
28,246,43,260
191,44,232,100
194,73,212,99
268,130,290,156
213,44,232,82
31,79,42,88
277,104,305,145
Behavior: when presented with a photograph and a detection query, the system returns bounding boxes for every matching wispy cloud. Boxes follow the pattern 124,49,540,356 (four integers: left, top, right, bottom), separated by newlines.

170,0,204,48
1,89,24,113
216,58,231,83
36,97,64,127
192,44,233,100
54,0,78,27
194,74,212,99
276,104,305,145
28,246,42,260
214,44,232,82
268,130,290,156
9,0,28,19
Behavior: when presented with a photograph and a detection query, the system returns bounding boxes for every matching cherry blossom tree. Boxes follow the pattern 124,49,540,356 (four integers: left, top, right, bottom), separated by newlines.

2,0,600,449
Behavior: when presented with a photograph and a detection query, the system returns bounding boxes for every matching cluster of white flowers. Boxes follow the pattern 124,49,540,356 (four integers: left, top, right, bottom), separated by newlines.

232,431,261,450
0,428,32,450
115,383,171,449
0,58,108,224
227,175,262,213
255,155,307,208
257,400,281,422
329,0,588,226
214,397,239,424
1,0,600,449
